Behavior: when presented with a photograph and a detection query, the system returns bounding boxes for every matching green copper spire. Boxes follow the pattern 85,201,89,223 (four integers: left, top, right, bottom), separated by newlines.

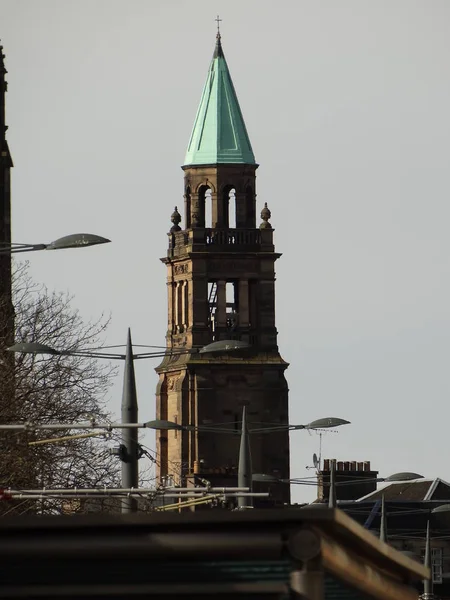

184,33,256,166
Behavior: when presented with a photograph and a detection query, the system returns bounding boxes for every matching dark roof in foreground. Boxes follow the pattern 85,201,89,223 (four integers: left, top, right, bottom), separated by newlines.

0,508,427,599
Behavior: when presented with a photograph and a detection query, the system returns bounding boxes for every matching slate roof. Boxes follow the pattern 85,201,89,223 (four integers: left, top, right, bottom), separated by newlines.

357,478,450,502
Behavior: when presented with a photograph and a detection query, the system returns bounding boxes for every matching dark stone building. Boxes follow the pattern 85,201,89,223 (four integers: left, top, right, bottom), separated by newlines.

0,42,14,423
0,42,13,348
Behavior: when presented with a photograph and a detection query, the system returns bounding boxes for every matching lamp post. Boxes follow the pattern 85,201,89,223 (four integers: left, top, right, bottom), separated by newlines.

0,233,111,255
329,458,336,509
8,335,250,513
237,405,252,509
9,330,151,514
120,331,139,512
389,503,450,600
147,414,350,510
379,494,389,543
421,520,435,600
69,330,143,512
421,504,450,600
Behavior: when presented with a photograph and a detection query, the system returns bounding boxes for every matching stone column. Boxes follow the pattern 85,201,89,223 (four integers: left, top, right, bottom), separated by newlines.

238,280,249,327
211,190,220,228
235,191,246,228
174,282,182,332
181,281,187,329
183,281,189,329
167,277,174,333
187,279,193,330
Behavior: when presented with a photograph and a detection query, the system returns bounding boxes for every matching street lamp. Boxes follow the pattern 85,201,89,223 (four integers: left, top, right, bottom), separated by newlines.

9,330,144,514
421,521,435,600
147,413,351,510
7,335,250,513
1,233,111,255
421,504,450,599
382,472,425,482
0,233,111,255
146,416,351,434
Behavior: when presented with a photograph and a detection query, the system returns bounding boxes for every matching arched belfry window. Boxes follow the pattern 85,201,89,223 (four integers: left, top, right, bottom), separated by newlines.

229,188,236,229
205,188,212,228
196,185,208,228
221,185,236,229
207,279,239,341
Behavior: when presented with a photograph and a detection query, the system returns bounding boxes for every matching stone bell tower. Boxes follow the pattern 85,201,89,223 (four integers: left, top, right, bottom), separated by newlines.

155,31,290,503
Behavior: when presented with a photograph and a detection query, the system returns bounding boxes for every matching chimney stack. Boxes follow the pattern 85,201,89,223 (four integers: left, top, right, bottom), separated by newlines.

317,459,379,503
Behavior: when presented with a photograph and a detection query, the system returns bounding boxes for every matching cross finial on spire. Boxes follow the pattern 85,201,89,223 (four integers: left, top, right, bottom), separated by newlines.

215,15,222,38
213,16,224,58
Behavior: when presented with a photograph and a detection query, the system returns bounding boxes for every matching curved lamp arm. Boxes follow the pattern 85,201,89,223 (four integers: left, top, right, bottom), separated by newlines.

0,233,110,255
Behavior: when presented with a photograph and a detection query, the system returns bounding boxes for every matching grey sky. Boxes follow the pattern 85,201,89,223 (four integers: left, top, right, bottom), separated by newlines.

1,0,449,502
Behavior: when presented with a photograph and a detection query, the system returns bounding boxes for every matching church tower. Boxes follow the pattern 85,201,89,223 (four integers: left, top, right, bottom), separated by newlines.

156,31,290,504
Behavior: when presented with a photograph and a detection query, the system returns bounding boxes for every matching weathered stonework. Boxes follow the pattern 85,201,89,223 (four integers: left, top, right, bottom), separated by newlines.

155,161,290,505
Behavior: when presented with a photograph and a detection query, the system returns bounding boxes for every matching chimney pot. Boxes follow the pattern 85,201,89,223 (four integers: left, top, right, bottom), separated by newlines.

357,462,363,471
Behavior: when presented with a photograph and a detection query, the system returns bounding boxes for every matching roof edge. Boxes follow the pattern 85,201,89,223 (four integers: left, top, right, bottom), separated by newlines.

182,162,259,171
356,479,434,502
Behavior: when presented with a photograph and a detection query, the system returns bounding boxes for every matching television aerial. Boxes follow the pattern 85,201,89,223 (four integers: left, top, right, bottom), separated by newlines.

306,427,342,472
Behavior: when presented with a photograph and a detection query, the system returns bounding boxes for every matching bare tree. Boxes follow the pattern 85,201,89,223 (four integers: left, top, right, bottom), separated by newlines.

0,262,121,515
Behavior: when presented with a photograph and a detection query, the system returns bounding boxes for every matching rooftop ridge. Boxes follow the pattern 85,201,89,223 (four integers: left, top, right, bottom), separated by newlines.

355,479,435,502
